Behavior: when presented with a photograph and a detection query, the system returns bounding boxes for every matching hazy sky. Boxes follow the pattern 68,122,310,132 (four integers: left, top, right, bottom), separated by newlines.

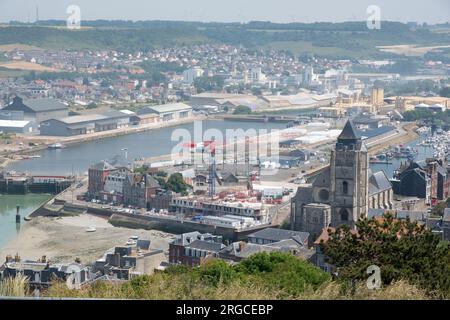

0,0,449,24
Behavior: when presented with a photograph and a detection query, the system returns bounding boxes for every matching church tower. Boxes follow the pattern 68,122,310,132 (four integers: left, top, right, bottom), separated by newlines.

330,120,369,229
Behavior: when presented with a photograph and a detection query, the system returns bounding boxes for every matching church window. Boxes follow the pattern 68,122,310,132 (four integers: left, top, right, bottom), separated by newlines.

340,208,349,221
342,181,348,194
319,189,329,201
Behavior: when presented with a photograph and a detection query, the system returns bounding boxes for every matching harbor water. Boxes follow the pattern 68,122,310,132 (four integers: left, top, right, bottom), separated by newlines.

1,119,287,247
0,193,52,248
0,118,428,248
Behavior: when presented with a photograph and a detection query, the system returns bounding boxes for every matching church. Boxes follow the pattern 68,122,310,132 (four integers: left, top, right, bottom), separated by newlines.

290,120,393,240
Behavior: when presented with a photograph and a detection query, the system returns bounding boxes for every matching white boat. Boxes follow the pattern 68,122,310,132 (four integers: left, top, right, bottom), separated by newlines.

86,226,97,233
48,143,65,150
125,239,137,246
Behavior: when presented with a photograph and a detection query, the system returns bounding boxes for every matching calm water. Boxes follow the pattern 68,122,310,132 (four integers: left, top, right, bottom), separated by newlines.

8,119,287,176
0,194,52,248
1,119,286,247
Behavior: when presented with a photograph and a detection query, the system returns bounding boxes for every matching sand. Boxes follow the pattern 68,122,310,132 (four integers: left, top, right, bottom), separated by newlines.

0,214,175,265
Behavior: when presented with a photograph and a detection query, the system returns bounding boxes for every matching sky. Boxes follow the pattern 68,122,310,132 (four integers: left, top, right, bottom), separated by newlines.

0,0,449,24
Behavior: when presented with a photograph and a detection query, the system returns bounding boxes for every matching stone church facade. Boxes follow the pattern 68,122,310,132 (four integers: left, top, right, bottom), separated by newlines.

290,120,393,240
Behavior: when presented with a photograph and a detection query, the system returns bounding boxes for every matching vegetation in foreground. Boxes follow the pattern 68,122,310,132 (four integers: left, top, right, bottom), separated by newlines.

0,251,436,300
322,214,450,299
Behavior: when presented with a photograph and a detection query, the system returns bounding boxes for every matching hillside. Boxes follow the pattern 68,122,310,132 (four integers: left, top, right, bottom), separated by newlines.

1,21,450,59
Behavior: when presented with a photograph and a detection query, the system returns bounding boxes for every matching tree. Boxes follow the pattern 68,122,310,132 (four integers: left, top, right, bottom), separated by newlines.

321,214,450,298
440,87,450,98
86,102,97,109
233,105,252,115
165,173,189,194
193,76,225,93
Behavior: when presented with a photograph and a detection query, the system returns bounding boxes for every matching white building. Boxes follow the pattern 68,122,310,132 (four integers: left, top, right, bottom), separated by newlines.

183,67,204,84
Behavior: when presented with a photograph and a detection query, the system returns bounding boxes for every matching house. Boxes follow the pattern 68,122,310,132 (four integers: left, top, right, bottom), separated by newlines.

219,239,313,263
123,173,160,208
137,103,192,122
0,119,36,133
94,241,165,280
390,159,450,204
88,160,119,197
169,232,225,267
288,149,309,161
278,155,302,169
247,227,309,247
352,114,390,129
1,96,68,124
0,254,90,290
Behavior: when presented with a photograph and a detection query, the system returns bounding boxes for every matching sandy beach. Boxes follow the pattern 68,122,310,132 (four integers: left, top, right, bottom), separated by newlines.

0,214,175,265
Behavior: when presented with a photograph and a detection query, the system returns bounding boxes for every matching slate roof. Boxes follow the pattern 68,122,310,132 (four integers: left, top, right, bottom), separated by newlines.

369,170,392,196
338,120,360,140
22,98,68,112
187,240,225,252
247,227,309,245
138,103,191,115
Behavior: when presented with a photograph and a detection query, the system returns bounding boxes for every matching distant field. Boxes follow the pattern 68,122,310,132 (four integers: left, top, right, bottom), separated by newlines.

0,61,59,72
377,44,450,57
0,43,43,52
264,40,375,59
0,67,30,78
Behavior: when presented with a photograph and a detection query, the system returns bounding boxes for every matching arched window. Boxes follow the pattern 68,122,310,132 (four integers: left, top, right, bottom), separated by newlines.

340,208,349,221
342,181,348,194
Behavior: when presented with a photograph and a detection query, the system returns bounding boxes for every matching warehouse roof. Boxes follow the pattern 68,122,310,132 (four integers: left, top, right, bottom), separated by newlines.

22,98,67,112
138,103,192,115
0,119,31,128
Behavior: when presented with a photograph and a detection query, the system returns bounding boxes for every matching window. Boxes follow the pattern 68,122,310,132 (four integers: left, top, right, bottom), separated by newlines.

340,208,349,221
342,181,348,194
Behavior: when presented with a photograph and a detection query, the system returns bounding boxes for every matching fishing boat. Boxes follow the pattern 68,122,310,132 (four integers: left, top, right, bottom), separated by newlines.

86,226,97,233
47,143,65,150
125,239,137,246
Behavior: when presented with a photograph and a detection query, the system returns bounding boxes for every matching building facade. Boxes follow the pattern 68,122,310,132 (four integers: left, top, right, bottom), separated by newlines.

290,120,393,240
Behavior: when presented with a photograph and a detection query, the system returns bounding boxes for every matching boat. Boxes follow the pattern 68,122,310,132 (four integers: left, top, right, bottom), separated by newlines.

129,236,139,241
48,143,65,150
86,226,97,232
23,215,32,221
125,239,137,246
28,155,41,159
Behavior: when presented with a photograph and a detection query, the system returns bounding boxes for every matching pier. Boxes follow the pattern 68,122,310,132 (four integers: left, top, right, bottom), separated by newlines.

0,172,75,194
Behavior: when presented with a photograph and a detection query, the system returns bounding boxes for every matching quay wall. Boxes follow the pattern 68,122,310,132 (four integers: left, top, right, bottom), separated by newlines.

108,212,276,242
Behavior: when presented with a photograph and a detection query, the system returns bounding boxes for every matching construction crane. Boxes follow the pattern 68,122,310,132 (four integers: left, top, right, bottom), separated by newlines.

182,140,217,197
208,141,216,198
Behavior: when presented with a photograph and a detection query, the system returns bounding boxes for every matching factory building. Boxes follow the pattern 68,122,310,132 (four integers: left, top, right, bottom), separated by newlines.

0,96,68,124
40,111,131,136
137,103,192,122
0,119,36,133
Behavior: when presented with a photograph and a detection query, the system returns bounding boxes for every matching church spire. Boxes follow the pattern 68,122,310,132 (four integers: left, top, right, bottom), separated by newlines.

338,120,360,141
